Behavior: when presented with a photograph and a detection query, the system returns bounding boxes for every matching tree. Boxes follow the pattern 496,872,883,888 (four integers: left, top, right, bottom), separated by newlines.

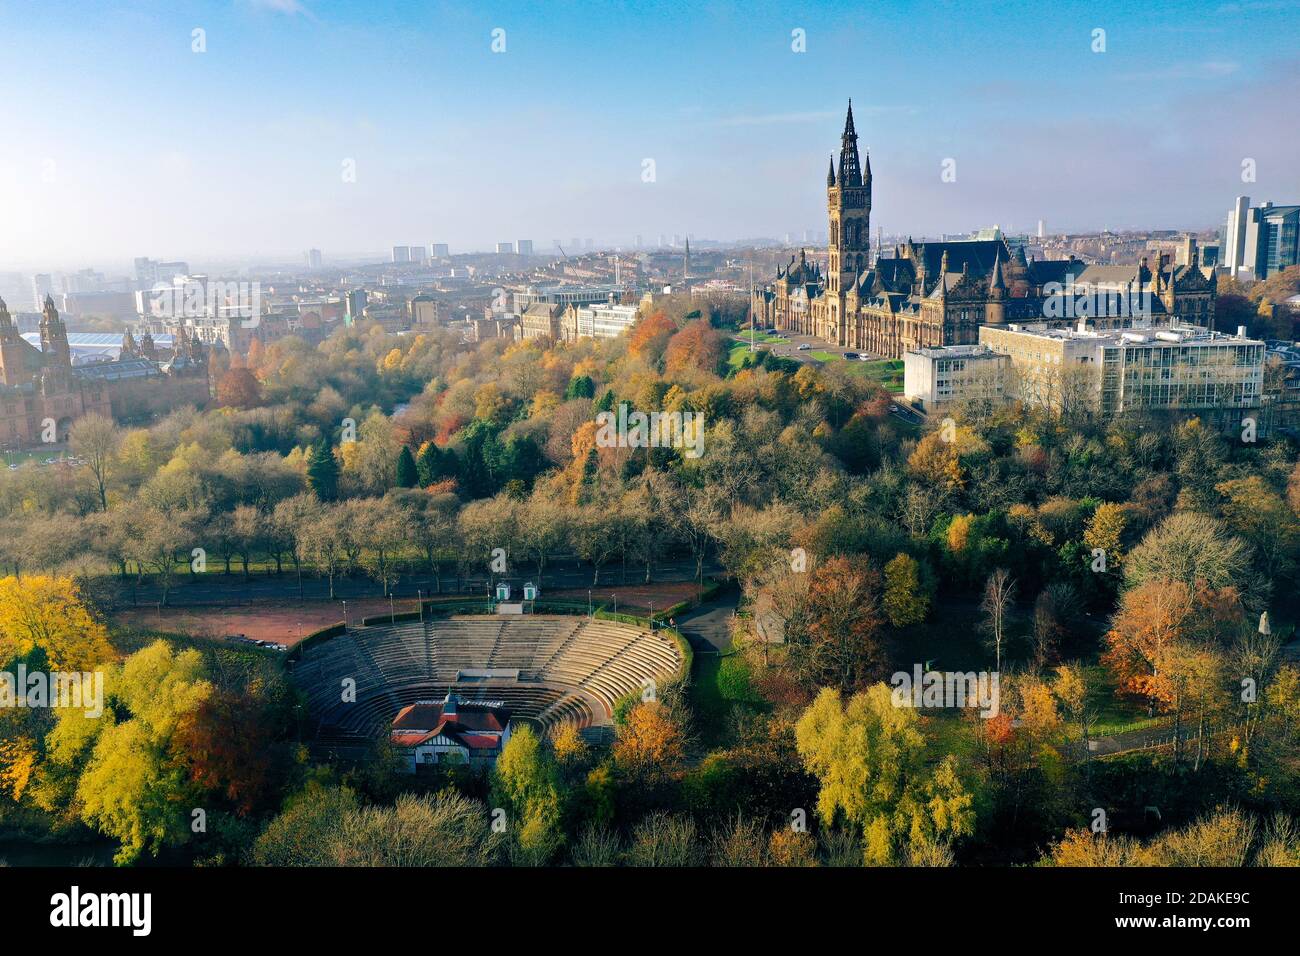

353,495,410,597
627,311,676,365
331,792,500,867
1102,578,1196,714
302,505,346,599
673,483,721,590
216,366,263,409
272,493,322,599
1082,501,1126,575
565,374,596,400
519,493,568,587
415,440,455,487
56,641,214,863
980,569,1016,671
492,725,564,864
69,413,120,512
613,701,684,780
794,685,975,865
394,445,418,488
1031,581,1080,668
306,442,340,501
1053,663,1099,762
797,556,885,692
664,319,726,375
0,575,113,672
251,782,358,866
882,552,929,627
1125,512,1254,601
1216,475,1300,580
570,505,621,586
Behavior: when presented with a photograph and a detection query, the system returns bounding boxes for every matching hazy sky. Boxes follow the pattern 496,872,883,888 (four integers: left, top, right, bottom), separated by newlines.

2,0,1298,269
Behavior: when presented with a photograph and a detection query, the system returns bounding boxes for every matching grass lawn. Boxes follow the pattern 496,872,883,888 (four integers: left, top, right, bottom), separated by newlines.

844,358,905,393
689,651,767,748
726,340,757,369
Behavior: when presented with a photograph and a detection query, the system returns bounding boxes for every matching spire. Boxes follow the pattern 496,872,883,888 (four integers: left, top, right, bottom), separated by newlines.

827,155,836,188
989,250,1006,297
39,295,71,369
862,146,871,181
837,98,862,188
0,297,14,343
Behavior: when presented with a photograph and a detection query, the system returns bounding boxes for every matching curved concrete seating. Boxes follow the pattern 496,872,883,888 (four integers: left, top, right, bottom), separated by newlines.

290,614,683,744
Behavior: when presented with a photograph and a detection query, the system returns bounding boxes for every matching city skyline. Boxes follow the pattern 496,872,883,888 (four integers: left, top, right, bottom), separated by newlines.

2,0,1299,267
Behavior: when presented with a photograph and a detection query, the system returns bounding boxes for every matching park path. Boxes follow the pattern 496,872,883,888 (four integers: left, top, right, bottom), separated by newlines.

673,590,739,655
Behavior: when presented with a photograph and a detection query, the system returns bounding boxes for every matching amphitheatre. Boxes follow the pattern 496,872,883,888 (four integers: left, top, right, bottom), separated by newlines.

288,609,688,750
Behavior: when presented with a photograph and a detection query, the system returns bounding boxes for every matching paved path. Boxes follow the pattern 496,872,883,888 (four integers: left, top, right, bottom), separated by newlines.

673,590,739,654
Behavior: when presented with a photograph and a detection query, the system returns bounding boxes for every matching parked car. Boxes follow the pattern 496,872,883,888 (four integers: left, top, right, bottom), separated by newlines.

797,343,811,350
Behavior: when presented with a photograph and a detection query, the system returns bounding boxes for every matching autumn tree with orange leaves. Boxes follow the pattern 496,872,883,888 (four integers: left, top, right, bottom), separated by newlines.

1102,579,1197,715
627,311,677,365
664,319,725,376
795,556,885,693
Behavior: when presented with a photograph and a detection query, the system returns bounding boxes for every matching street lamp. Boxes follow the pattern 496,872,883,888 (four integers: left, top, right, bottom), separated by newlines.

587,589,592,617
342,600,348,631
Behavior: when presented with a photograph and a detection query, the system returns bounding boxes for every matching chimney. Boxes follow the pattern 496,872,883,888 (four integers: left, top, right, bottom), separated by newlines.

1237,325,1247,338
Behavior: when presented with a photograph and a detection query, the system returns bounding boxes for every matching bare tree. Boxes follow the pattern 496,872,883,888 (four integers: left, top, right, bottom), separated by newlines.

70,412,121,512
980,568,1017,671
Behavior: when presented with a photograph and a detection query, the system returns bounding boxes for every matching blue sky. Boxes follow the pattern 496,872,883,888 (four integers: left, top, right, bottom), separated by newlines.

1,0,1298,267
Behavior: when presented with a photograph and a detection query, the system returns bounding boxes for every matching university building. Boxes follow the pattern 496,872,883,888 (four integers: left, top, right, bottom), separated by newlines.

1,296,209,448
753,102,1219,359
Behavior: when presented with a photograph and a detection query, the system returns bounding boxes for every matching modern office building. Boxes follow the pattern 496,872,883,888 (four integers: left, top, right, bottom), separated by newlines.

307,248,322,269
511,285,623,313
903,344,1011,411
496,241,515,254
516,240,534,256
566,302,640,341
1221,197,1300,280
976,322,1264,428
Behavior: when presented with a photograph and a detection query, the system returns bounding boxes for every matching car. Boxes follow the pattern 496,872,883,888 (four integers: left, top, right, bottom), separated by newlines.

797,343,811,350
843,352,857,359
858,353,871,361
890,405,899,413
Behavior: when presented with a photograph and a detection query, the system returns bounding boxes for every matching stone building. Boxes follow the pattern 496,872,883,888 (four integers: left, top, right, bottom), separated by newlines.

753,102,1218,358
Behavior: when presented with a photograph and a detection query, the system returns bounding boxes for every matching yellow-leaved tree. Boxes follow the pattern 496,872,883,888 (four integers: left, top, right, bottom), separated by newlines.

794,684,976,866
0,575,113,672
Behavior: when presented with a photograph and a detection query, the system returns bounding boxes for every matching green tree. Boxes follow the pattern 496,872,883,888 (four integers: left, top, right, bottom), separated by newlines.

395,446,418,488
492,725,564,865
882,552,929,627
306,442,340,501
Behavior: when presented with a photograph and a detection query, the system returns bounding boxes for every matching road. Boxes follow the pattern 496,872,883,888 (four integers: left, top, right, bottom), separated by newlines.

114,557,725,608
